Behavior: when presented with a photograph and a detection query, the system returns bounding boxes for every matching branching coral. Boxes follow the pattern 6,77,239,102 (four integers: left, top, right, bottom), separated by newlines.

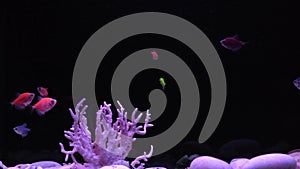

0,161,8,169
131,145,154,169
59,98,154,169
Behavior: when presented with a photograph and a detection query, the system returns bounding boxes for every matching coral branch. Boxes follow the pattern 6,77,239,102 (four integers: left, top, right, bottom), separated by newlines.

59,143,77,162
131,145,154,169
0,161,8,169
135,110,154,135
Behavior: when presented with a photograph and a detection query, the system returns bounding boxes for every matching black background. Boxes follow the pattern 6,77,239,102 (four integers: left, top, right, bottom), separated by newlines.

1,0,299,167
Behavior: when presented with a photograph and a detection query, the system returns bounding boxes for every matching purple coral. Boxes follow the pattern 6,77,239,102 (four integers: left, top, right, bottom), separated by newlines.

0,161,8,169
131,145,153,169
59,98,154,169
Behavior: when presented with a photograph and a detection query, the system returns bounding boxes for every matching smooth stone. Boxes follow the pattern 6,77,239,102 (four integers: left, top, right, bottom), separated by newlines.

243,153,296,169
288,152,300,169
288,149,300,154
31,161,62,168
100,165,130,169
189,156,232,169
230,158,249,169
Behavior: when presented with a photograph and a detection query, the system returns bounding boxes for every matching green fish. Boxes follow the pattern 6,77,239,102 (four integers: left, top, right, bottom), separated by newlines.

159,78,166,90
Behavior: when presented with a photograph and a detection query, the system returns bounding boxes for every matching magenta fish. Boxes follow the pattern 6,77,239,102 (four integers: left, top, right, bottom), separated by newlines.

10,92,35,110
32,97,57,116
37,87,48,97
151,51,158,60
220,35,247,51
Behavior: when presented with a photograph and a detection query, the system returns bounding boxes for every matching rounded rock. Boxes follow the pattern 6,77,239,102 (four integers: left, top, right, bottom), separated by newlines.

288,152,300,169
189,156,232,169
243,153,296,169
100,165,130,169
230,158,249,169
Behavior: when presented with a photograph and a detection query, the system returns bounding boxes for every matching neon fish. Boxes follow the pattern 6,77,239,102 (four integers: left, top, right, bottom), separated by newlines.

220,35,247,51
159,77,166,90
37,87,48,97
32,97,57,116
13,123,30,138
293,77,300,89
151,51,158,60
10,92,35,110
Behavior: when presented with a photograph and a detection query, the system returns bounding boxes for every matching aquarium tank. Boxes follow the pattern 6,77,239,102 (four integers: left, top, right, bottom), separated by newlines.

1,0,299,168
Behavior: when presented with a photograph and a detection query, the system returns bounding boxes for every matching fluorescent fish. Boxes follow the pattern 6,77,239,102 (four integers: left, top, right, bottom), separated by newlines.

32,97,57,116
151,51,158,60
37,87,48,97
220,35,247,51
10,92,35,110
293,77,300,89
13,123,30,138
159,77,166,90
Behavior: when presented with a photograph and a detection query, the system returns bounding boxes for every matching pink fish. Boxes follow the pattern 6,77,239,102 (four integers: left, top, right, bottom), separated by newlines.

37,87,48,97
32,97,57,116
10,92,35,110
151,51,158,60
220,35,247,51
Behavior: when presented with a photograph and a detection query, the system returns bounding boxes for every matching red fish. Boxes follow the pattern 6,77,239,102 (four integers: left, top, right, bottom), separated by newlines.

37,87,48,97
220,35,247,51
32,97,57,116
11,92,35,110
151,51,158,60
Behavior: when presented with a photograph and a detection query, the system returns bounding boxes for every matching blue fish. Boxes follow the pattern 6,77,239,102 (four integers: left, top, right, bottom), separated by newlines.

13,123,31,138
294,77,300,90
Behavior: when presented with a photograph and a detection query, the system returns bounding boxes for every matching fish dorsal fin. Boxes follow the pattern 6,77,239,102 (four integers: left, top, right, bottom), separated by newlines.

233,34,239,39
38,87,48,90
37,96,43,101
23,123,27,127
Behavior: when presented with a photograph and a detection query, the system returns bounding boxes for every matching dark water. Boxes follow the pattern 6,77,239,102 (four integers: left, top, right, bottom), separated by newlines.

1,0,299,167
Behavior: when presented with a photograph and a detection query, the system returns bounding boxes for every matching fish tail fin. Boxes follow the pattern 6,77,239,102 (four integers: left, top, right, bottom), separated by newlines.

29,105,35,115
242,41,249,45
9,102,15,110
14,105,25,111
23,128,31,138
